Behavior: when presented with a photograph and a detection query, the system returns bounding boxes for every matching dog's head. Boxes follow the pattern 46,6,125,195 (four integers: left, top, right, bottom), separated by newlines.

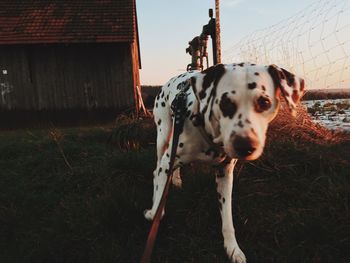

190,63,305,160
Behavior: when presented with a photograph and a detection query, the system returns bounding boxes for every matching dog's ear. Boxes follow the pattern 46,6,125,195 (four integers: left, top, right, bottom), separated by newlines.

268,64,305,116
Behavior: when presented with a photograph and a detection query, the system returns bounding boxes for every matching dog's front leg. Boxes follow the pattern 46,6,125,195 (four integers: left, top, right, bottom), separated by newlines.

216,159,246,263
144,150,172,221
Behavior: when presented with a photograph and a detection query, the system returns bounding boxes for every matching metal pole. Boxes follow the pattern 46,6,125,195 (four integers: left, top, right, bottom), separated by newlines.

215,0,221,64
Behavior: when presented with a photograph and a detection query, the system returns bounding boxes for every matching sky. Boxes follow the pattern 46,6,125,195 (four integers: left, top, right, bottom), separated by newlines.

136,0,318,85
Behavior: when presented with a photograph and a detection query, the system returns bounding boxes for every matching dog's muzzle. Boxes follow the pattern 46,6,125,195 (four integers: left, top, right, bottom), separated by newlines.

232,136,257,158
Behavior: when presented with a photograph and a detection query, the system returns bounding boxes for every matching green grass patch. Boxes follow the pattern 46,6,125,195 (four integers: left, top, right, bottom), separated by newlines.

0,123,349,262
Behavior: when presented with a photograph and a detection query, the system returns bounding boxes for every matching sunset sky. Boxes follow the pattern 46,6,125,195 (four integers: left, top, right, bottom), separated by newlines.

136,0,350,89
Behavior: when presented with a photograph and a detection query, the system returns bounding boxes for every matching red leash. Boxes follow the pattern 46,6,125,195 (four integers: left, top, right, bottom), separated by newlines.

140,81,189,263
140,174,172,263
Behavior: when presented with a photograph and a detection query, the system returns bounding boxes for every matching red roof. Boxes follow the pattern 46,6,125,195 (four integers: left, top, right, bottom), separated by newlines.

0,0,137,44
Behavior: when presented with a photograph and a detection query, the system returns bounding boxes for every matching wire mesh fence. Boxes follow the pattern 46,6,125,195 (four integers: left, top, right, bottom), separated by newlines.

223,0,350,90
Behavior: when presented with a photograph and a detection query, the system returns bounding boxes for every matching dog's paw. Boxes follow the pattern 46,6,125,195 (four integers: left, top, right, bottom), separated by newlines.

225,244,246,263
172,174,182,188
143,209,154,221
143,209,165,221
171,169,182,188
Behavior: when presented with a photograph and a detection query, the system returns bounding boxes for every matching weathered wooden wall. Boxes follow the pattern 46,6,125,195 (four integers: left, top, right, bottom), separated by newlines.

0,43,136,111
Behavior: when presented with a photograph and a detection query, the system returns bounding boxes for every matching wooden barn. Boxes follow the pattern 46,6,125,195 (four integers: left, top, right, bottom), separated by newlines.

0,0,142,123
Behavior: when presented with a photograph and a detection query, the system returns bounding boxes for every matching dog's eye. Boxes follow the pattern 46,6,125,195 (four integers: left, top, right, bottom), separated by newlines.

255,96,272,112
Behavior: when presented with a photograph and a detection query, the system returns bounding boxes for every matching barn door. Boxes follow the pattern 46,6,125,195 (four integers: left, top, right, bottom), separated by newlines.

0,67,12,109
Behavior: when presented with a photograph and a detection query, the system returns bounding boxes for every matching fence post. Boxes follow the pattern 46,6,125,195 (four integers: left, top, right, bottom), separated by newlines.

215,0,221,64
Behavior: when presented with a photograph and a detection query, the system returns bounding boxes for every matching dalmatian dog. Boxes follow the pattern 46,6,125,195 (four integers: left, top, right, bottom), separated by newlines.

144,62,305,262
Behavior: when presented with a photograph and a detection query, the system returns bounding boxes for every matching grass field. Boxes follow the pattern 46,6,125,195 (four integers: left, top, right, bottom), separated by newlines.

0,109,349,263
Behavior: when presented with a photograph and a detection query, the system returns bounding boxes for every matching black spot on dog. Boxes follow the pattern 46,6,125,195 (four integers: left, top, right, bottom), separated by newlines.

179,142,184,148
254,72,259,76
205,147,220,158
238,120,244,128
199,90,206,100
155,103,158,108
157,119,161,125
161,102,166,107
209,109,214,120
245,119,251,124
262,85,266,91
191,114,204,127
166,94,169,101
167,83,170,87
188,101,193,107
216,168,225,178
161,92,164,98
238,62,244,67
248,82,257,89
222,197,225,203
217,192,222,200
219,92,237,119
238,113,242,119
268,65,283,90
191,76,197,94
231,90,236,94
199,64,226,99
165,169,169,174
215,98,219,104
166,153,169,157
202,105,208,115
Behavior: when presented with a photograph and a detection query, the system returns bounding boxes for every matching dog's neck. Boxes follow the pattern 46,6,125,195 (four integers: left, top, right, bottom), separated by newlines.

190,97,223,150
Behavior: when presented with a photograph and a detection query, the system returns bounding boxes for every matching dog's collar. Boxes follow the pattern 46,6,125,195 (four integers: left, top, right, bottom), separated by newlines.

192,114,225,154
199,125,223,149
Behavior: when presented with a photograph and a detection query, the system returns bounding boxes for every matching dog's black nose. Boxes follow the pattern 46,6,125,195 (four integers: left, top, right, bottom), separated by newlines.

233,136,256,157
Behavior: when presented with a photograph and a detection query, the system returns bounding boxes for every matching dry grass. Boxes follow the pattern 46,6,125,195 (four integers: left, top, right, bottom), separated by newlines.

108,113,156,151
109,104,350,151
269,104,349,145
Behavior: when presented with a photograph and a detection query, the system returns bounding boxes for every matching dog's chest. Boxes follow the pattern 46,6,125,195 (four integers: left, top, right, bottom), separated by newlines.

174,117,226,165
